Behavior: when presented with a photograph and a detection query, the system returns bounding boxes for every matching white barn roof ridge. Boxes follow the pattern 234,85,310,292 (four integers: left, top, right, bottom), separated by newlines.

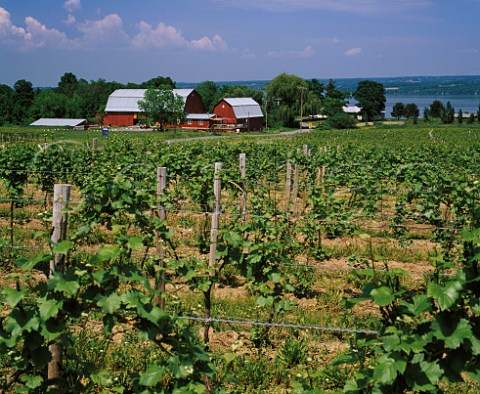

105,88,193,113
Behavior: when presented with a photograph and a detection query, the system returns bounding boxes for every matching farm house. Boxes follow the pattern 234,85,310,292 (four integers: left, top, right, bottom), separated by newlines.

103,89,206,127
212,98,264,131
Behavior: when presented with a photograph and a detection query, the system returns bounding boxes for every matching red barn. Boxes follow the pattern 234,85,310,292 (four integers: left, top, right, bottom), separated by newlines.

103,89,205,127
212,98,264,131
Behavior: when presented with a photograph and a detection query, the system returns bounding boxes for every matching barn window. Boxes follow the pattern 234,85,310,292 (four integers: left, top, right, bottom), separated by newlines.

187,119,192,125
199,120,204,125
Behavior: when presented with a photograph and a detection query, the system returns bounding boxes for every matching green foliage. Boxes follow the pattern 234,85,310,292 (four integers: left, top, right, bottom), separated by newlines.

353,80,386,121
138,86,185,130
327,112,358,129
337,229,480,393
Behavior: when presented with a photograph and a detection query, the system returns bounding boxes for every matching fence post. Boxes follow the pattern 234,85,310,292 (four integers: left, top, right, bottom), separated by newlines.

239,153,247,219
205,162,222,345
48,184,71,388
155,167,167,309
291,164,300,214
285,160,292,208
92,138,98,154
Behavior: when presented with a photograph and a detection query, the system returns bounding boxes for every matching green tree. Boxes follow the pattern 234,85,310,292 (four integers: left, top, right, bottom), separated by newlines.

458,108,463,123
404,103,419,119
429,100,445,118
141,76,176,89
353,80,386,121
325,79,347,100
391,102,405,119
196,81,221,112
57,72,78,97
322,79,348,117
0,84,15,125
307,78,325,99
138,86,185,131
442,101,455,124
327,112,357,129
423,107,430,122
266,73,307,108
29,89,68,119
13,79,34,123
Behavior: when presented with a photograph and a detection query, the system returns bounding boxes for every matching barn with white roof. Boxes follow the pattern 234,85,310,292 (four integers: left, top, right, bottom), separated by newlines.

103,88,206,127
212,97,263,131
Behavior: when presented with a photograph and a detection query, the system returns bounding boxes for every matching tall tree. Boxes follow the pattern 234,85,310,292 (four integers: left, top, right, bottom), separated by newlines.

353,80,386,121
325,79,347,100
307,79,325,99
57,72,78,97
404,103,419,119
0,84,15,125
13,79,34,123
391,102,405,119
196,81,221,112
429,100,445,118
138,86,184,130
442,101,455,124
266,73,308,107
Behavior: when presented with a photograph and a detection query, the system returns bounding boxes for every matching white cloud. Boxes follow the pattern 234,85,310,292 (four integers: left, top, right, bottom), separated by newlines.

77,14,130,47
0,7,228,53
64,14,76,25
268,46,314,58
132,22,228,52
64,0,81,13
132,21,188,48
345,47,362,56
0,7,70,50
191,34,228,51
0,7,27,44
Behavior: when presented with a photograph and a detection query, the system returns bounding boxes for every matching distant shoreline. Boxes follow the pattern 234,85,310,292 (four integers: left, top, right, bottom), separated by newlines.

177,75,480,96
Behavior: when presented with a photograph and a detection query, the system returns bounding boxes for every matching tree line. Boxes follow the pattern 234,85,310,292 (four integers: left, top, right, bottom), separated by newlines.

392,99,480,124
0,71,388,128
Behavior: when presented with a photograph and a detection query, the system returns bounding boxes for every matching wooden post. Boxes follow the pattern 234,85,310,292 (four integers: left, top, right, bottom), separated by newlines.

291,164,300,214
239,154,247,218
209,162,222,273
155,167,167,309
205,162,222,345
285,160,292,208
48,184,71,388
92,138,98,154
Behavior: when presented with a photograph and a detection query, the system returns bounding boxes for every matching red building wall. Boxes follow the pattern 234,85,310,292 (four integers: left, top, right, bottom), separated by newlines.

103,113,135,127
184,91,205,114
212,100,263,131
212,100,237,124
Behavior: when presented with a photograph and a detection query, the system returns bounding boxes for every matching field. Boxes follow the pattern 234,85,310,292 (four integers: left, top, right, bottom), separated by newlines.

1,123,480,393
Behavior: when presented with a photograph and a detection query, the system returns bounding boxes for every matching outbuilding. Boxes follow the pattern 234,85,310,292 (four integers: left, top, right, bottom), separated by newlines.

103,89,205,127
30,118,89,129
212,98,263,131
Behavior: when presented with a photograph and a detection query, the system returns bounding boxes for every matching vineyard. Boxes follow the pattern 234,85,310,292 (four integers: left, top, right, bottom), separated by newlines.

1,124,480,393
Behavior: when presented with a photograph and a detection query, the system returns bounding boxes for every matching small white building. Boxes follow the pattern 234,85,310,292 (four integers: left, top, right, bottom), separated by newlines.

342,105,363,120
30,118,89,129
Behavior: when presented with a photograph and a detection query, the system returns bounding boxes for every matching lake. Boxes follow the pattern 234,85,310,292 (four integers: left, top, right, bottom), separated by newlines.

370,95,479,118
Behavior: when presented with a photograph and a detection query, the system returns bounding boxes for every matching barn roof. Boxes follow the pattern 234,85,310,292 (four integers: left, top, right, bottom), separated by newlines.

105,89,194,113
185,113,216,120
30,118,88,127
222,98,264,118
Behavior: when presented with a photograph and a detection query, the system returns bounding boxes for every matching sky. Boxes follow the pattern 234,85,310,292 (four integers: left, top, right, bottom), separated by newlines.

0,0,479,87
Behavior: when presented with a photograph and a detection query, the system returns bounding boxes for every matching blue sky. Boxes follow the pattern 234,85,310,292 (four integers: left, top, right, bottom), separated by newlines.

0,0,479,86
